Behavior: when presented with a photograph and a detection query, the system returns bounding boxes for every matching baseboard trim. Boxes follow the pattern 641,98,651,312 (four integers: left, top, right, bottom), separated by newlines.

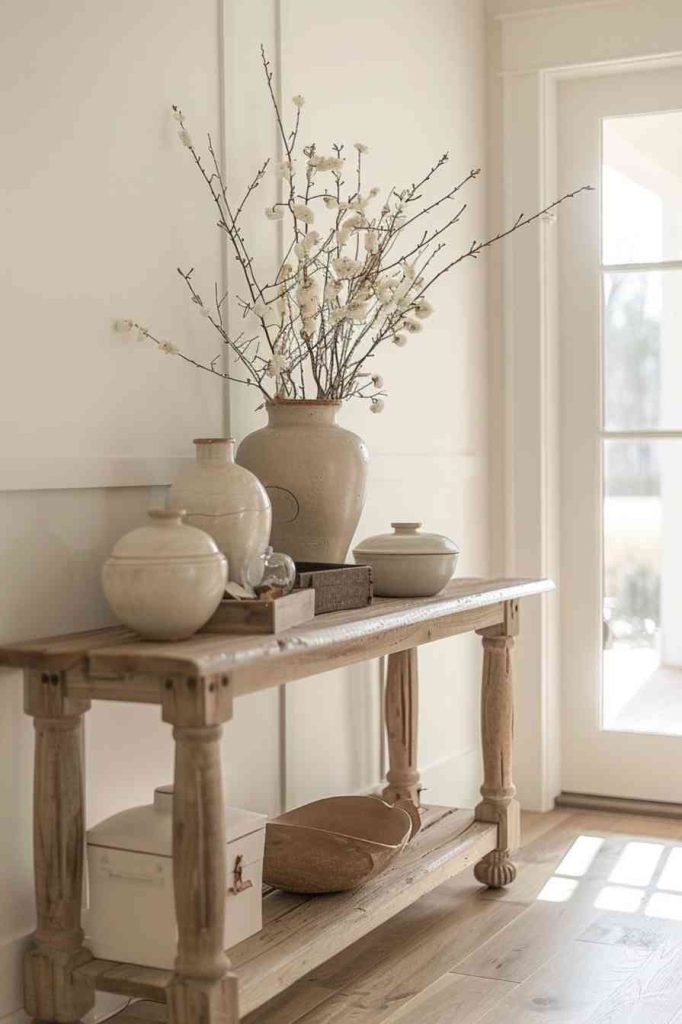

556,791,682,820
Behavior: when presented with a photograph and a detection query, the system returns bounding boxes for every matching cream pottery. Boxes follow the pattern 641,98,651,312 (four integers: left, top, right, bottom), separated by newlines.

236,400,369,563
102,509,227,640
168,438,271,586
353,522,459,597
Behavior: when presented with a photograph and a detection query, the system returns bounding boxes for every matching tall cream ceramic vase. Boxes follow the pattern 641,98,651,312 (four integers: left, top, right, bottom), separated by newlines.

168,438,271,587
236,400,369,563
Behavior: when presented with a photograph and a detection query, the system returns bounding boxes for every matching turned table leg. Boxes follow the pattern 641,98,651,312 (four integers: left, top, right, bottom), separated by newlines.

164,674,238,1024
474,601,520,888
23,671,94,1023
382,649,421,834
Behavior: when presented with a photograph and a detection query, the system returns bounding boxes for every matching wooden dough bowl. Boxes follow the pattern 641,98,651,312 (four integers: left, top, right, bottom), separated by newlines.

263,796,413,894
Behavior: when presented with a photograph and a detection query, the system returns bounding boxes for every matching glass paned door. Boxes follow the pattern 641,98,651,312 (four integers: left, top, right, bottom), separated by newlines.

601,117,682,737
559,66,682,802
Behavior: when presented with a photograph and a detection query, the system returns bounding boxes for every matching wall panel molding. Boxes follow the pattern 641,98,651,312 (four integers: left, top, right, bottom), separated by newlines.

0,457,192,493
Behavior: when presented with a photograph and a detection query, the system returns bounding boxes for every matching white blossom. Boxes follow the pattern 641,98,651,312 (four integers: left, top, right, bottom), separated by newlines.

354,142,369,154
336,226,352,248
292,203,315,224
310,155,344,173
392,333,408,347
330,307,348,324
292,94,305,108
414,297,434,319
277,262,294,282
372,373,384,388
296,279,319,315
265,205,284,220
344,213,367,231
178,129,192,148
323,195,339,209
172,108,183,123
374,279,395,305
324,279,343,302
158,340,178,355
403,318,422,334
199,305,212,318
370,397,385,413
113,319,134,333
346,299,369,321
332,256,363,279
265,353,289,378
369,187,380,197
364,228,379,254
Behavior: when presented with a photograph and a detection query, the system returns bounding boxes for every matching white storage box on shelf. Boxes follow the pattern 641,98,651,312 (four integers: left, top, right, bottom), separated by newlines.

85,786,266,969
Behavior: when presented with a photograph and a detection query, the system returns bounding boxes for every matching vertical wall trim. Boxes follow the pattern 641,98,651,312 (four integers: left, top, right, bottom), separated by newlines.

274,0,287,815
217,0,231,438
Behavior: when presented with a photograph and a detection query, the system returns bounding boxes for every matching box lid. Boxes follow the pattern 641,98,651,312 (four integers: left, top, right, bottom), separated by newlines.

87,786,267,857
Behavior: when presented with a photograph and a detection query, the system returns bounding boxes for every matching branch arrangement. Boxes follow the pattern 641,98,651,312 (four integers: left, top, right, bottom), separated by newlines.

115,48,592,413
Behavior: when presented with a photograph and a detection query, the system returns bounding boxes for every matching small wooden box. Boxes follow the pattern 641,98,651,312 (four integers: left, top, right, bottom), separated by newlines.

293,562,374,615
201,588,315,635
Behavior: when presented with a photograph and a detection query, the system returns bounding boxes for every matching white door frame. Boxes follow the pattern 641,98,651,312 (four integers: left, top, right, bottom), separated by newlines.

491,1,682,810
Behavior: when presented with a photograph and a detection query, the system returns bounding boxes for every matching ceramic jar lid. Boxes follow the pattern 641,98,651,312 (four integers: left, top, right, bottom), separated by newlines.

87,786,267,856
354,522,460,557
108,509,222,562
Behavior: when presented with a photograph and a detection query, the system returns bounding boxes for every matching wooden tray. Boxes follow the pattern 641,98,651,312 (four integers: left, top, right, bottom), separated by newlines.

294,562,373,615
200,589,315,635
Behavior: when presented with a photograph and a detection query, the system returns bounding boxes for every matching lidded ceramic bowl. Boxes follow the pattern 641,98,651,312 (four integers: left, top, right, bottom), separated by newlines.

102,509,227,640
353,522,459,598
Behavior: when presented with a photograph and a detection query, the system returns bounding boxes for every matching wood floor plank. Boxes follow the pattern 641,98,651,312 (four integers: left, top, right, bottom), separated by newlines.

242,985,338,1024
451,879,631,983
381,974,514,1024
473,939,652,1024
583,939,682,1023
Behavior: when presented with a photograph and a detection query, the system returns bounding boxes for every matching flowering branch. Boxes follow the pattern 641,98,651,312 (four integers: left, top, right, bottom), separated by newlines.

115,53,592,413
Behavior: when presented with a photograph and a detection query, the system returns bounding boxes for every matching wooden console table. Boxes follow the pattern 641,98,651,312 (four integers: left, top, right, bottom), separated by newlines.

0,576,552,1024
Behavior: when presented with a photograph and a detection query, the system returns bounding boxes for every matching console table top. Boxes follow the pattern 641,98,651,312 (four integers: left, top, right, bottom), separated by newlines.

0,577,552,698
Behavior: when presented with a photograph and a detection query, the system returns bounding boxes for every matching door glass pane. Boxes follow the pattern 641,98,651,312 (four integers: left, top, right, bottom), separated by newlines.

604,269,682,431
603,438,682,735
602,111,682,265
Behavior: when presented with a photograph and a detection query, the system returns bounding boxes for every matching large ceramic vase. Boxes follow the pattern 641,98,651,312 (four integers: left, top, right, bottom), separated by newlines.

236,400,369,563
168,438,271,586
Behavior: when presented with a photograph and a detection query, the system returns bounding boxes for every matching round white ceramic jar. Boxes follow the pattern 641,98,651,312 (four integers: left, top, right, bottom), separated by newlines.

353,522,459,598
102,509,227,640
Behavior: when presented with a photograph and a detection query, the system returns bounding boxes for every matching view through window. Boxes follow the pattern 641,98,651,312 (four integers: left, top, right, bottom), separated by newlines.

602,111,682,734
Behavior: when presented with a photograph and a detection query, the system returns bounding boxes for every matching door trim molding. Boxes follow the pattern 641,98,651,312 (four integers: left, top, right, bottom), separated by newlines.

491,7,682,810
556,791,682,820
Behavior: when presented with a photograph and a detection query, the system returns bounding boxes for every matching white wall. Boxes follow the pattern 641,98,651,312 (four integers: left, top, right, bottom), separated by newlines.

0,0,490,1018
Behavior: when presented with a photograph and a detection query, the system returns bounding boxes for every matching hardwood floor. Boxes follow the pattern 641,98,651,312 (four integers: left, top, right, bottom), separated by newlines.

240,808,682,1024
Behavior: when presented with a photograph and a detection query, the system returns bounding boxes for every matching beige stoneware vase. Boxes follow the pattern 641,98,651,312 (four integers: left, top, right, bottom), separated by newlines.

236,400,369,563
168,438,272,587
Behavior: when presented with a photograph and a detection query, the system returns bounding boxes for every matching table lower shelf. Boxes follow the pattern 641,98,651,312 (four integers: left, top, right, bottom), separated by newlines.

77,806,497,1019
